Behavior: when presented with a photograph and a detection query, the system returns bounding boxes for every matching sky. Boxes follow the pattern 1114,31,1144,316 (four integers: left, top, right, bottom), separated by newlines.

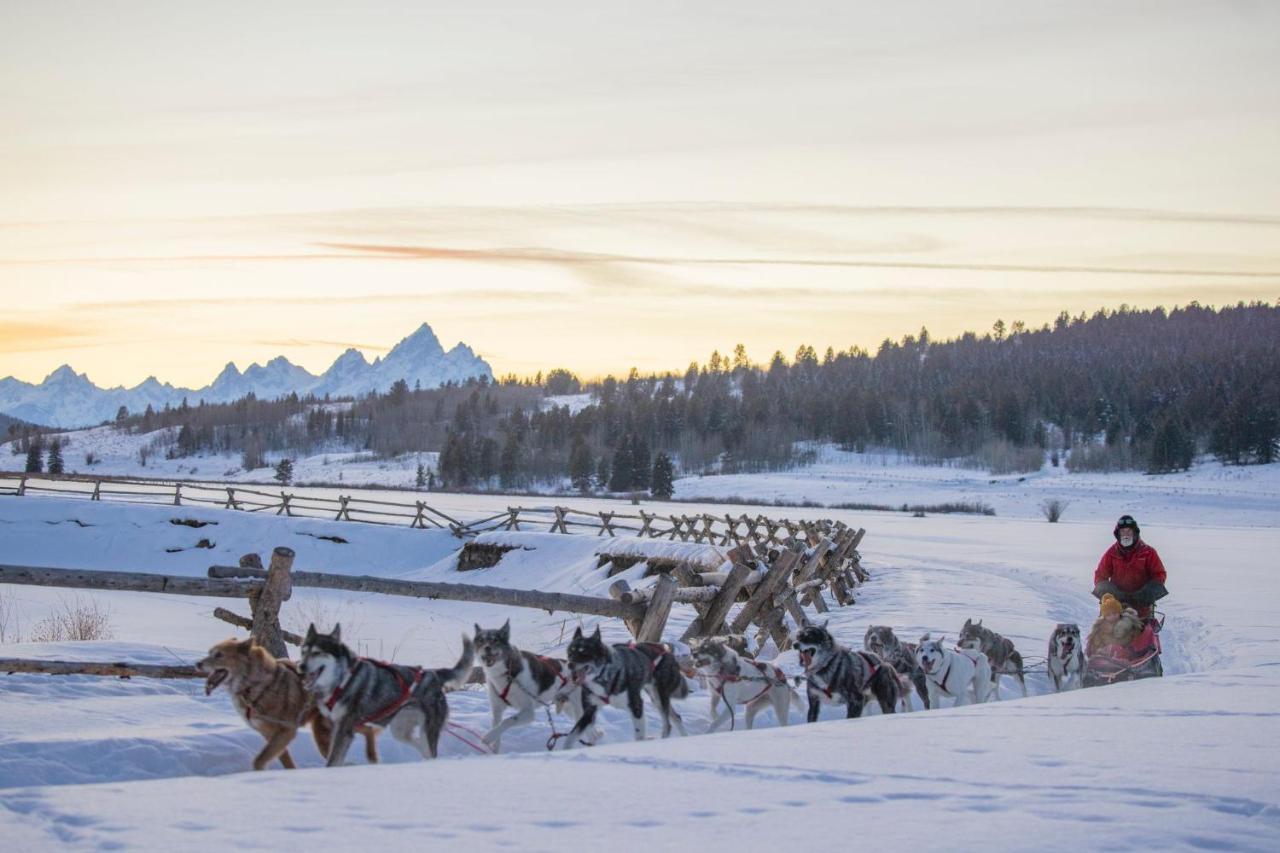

2,0,1279,388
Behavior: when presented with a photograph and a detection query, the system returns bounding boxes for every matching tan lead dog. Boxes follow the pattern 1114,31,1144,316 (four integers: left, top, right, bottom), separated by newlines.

197,638,379,770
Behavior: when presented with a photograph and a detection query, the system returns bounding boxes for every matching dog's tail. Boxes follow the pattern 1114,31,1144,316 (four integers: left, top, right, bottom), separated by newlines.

437,635,475,690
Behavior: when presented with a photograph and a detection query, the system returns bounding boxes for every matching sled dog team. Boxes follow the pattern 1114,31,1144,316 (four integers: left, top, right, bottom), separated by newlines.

197,616,1079,771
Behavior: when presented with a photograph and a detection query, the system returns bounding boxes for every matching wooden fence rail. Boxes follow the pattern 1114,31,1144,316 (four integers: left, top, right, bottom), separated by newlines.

0,471,831,550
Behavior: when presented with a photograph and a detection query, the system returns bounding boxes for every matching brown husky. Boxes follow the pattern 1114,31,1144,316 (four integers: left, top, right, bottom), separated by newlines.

197,638,379,770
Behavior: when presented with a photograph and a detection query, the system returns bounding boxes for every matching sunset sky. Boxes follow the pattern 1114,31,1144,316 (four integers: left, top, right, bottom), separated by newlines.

3,1,1278,388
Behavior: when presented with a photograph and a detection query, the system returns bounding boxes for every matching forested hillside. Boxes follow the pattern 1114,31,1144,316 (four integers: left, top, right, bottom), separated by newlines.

55,302,1279,490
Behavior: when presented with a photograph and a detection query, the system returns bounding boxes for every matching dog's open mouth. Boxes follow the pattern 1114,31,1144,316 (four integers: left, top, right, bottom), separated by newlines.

302,669,320,690
798,649,813,668
204,668,228,695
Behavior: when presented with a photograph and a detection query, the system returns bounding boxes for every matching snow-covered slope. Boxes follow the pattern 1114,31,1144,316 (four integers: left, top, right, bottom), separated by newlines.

1,484,1277,850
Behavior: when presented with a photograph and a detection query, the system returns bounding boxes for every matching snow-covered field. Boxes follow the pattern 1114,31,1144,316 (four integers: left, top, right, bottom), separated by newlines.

1,461,1278,850
9,426,1279,527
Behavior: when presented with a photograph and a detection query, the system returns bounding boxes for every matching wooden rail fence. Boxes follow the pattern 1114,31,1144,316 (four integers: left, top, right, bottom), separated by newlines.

0,518,868,679
0,471,834,550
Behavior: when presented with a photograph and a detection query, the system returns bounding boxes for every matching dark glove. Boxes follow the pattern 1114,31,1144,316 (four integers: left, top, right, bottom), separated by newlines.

1093,581,1120,600
1129,581,1168,606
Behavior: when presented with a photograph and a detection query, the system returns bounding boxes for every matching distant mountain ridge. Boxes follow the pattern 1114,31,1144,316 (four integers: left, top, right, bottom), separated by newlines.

0,323,493,428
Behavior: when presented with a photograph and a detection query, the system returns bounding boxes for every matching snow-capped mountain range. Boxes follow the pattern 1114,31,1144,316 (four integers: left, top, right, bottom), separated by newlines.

0,323,493,428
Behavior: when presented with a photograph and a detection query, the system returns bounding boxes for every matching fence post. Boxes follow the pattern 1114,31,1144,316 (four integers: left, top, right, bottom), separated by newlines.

635,574,677,643
638,511,654,538
598,511,615,537
224,487,240,510
17,475,26,497
90,480,100,501
173,484,182,506
250,546,294,658
277,492,293,516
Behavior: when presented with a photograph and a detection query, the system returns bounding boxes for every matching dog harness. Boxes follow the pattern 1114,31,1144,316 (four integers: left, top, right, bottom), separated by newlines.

810,651,880,700
325,658,425,727
496,655,570,707
934,649,980,697
712,660,787,706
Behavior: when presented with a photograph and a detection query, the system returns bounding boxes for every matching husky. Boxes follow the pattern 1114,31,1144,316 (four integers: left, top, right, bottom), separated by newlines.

915,634,992,707
196,637,380,770
473,620,597,752
863,625,931,710
1047,623,1085,692
958,618,1027,698
689,638,798,732
793,623,899,722
560,626,688,748
299,623,474,766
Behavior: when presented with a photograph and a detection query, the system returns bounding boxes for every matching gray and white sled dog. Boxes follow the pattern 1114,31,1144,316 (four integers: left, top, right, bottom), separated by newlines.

915,634,992,707
863,625,931,711
689,638,798,732
793,623,900,722
561,626,688,748
473,620,596,752
300,623,474,766
957,618,1027,698
1047,623,1085,692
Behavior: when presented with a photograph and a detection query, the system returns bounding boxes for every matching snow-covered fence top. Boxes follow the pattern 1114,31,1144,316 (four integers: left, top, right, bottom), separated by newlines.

0,472,843,550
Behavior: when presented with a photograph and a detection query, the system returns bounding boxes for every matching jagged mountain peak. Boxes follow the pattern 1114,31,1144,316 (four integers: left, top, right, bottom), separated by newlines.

0,322,492,427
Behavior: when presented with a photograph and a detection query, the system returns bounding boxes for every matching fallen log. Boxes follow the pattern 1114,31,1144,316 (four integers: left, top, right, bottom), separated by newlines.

0,658,201,679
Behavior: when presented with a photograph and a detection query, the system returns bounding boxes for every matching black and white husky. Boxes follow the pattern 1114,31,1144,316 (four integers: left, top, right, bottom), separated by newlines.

793,623,899,722
915,634,992,707
689,638,797,732
1047,623,1085,692
958,618,1027,698
299,623,474,766
863,625,931,710
561,626,688,748
472,620,595,752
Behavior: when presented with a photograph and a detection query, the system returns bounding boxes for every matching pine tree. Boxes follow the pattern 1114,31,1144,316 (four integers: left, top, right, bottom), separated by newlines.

569,435,594,492
650,452,674,499
274,457,294,485
595,456,610,492
609,434,633,491
415,461,427,489
46,439,64,475
630,434,651,490
499,433,520,488
25,441,43,473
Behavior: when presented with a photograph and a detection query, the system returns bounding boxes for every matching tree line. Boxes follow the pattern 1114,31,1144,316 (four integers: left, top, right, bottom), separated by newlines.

14,301,1278,491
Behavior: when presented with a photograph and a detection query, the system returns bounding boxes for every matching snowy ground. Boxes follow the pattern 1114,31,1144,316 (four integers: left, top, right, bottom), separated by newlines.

7,426,1279,528
1,464,1278,850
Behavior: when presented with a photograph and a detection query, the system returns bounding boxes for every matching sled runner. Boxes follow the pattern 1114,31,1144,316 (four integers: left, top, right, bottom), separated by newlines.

1084,613,1164,687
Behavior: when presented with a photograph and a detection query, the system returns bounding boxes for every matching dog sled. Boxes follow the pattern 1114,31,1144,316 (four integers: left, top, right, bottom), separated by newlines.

1083,613,1164,688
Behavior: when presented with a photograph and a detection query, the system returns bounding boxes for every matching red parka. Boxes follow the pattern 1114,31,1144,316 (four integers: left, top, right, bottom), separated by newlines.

1094,540,1167,593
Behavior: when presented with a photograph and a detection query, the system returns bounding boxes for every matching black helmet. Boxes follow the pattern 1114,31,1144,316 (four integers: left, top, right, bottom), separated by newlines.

1113,514,1140,541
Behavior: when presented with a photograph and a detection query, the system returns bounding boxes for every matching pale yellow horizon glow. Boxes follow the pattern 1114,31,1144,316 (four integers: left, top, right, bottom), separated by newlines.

3,2,1279,388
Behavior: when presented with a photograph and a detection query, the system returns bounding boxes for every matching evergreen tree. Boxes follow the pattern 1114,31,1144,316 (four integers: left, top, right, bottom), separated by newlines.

428,470,436,490
274,457,294,485
569,435,594,492
650,452,674,499
499,433,520,488
609,434,633,491
630,434,651,490
415,461,427,489
595,456,610,492
46,439,64,475
1149,417,1193,473
25,441,43,473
